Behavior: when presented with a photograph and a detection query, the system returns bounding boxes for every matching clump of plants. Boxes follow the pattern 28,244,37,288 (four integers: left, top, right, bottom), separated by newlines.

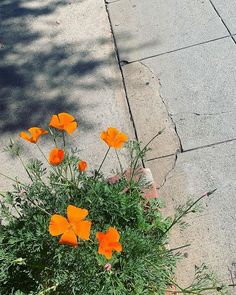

0,113,228,294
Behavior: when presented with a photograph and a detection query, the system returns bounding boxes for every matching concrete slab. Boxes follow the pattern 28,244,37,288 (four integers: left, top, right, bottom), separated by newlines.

0,0,134,190
145,155,176,189
106,0,120,3
142,37,236,151
211,0,236,34
151,141,236,290
122,62,180,160
108,0,229,62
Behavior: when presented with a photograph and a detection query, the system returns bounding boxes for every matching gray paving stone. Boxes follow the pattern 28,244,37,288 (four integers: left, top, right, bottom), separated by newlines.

211,0,236,34
153,141,236,289
122,62,180,160
108,0,229,61
143,37,236,151
106,0,120,3
0,0,134,190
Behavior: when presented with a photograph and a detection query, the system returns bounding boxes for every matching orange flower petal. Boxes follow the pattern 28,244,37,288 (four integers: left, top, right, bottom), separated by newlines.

78,160,88,172
107,227,120,242
98,246,112,260
63,122,77,135
59,229,78,247
49,114,62,130
49,112,77,135
48,148,64,165
75,220,91,240
49,214,69,236
96,232,106,242
67,205,88,225
100,127,128,149
19,127,48,144
19,131,33,143
113,133,128,148
96,227,122,259
58,113,75,124
110,242,122,252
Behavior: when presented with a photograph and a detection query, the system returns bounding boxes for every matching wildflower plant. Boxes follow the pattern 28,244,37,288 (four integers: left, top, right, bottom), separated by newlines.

0,113,228,294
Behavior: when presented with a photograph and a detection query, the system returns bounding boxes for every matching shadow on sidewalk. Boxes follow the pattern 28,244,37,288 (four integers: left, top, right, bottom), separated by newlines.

0,0,155,134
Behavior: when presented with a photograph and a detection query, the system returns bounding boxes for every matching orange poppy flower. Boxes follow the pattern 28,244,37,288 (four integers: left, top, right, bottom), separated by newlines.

96,227,122,259
78,160,87,172
19,127,48,144
49,205,91,247
48,148,64,165
100,127,128,149
49,112,77,135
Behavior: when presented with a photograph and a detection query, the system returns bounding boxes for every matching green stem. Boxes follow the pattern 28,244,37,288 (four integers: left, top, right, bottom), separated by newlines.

36,143,49,165
168,243,191,252
96,147,110,177
115,149,124,175
26,198,51,216
158,189,217,242
62,131,66,148
130,130,164,183
18,154,33,181
0,172,24,185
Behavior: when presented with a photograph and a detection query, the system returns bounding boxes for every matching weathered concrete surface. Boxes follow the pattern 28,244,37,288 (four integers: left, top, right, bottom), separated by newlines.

106,0,236,293
122,62,180,160
145,155,176,189
107,0,229,62
0,0,134,191
152,141,236,290
143,37,236,151
211,0,236,34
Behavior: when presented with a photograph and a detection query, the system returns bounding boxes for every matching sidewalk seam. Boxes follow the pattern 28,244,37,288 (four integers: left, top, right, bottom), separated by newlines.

208,0,236,45
103,0,144,167
146,137,236,162
119,35,230,64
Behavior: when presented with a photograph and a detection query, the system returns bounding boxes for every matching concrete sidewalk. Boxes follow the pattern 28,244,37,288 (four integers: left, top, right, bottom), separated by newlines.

0,0,134,190
1,0,236,292
106,0,236,292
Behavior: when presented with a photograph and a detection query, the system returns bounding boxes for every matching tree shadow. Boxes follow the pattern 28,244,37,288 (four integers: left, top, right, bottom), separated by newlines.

0,0,157,134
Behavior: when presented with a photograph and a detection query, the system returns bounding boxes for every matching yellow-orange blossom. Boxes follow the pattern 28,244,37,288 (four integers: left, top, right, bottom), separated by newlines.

49,205,91,247
19,127,48,143
96,227,122,259
49,112,77,135
100,127,128,149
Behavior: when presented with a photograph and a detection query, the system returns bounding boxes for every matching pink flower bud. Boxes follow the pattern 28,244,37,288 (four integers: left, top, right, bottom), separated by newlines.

104,263,112,271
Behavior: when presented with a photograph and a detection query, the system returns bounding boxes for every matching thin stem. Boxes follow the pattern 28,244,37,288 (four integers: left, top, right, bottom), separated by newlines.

115,149,124,175
158,189,217,242
167,243,191,252
68,162,74,182
26,198,51,216
96,147,110,177
18,154,33,182
36,143,49,165
62,131,66,148
0,172,24,185
48,127,58,148
130,130,164,183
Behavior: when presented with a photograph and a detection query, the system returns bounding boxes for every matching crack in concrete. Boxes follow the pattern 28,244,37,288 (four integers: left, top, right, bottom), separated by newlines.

157,153,178,190
139,61,183,152
170,111,232,117
208,0,236,45
104,0,140,141
137,61,183,188
105,0,121,4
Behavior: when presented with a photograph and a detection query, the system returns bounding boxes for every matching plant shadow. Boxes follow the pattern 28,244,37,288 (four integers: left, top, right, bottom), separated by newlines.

0,0,157,134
